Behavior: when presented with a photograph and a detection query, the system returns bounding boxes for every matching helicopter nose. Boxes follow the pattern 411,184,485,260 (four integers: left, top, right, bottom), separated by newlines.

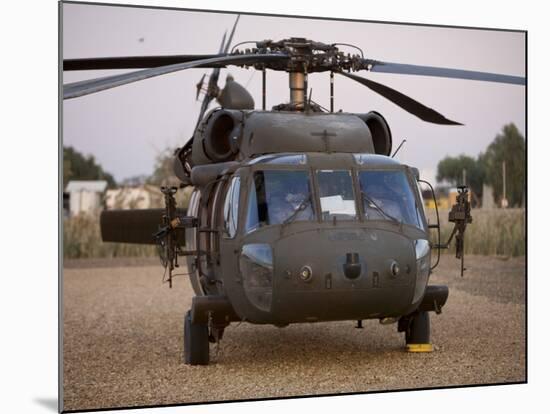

343,252,361,279
268,227,418,322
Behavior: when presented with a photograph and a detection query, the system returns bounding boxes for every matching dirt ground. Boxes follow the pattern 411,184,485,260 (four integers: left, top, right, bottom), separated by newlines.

62,254,526,411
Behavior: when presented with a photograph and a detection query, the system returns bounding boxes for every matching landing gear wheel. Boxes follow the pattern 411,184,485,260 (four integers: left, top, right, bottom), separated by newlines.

183,310,210,365
405,311,433,353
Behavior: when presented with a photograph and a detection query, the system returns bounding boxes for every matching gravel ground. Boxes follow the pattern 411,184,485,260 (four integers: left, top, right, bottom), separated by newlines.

62,255,526,411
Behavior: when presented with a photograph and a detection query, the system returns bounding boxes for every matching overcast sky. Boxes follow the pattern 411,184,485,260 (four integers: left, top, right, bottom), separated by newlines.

62,2,525,184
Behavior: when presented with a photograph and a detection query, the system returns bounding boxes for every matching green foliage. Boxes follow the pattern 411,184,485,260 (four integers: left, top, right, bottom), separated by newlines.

436,154,485,205
436,122,525,208
63,146,116,188
484,123,525,207
147,148,180,187
146,147,193,209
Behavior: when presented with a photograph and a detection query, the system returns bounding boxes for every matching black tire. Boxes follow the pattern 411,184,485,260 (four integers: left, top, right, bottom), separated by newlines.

183,310,210,365
405,311,430,345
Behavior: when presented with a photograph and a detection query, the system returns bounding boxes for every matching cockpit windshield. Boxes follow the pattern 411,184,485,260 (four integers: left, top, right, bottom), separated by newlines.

241,162,425,233
358,170,424,229
245,170,314,232
317,170,357,220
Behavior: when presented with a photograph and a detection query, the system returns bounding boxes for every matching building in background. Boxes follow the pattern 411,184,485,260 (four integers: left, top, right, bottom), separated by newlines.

421,185,475,210
65,180,108,216
105,185,163,210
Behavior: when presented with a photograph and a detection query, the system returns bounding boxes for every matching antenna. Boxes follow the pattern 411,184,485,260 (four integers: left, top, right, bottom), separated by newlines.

330,71,334,112
391,139,407,158
262,66,266,110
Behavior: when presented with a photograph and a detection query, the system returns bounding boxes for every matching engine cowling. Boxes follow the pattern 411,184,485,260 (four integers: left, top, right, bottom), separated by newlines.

357,111,393,156
186,109,391,171
189,109,244,166
203,109,243,162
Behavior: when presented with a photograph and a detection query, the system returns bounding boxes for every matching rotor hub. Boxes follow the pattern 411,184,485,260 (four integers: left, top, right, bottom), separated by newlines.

233,37,367,73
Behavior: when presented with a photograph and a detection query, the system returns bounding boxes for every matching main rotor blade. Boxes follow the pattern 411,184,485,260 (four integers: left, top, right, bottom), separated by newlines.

195,29,229,130
205,15,241,100
195,15,242,132
208,14,240,88
63,54,224,71
339,72,462,125
365,60,525,85
63,53,287,100
225,15,240,54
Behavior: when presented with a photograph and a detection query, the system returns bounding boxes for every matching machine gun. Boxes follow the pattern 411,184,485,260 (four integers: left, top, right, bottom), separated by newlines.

436,186,473,276
154,186,197,287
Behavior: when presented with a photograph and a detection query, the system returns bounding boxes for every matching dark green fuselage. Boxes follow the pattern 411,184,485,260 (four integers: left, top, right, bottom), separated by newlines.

189,151,431,325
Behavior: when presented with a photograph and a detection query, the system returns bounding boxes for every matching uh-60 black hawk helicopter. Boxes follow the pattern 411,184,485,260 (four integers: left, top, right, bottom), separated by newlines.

63,16,524,365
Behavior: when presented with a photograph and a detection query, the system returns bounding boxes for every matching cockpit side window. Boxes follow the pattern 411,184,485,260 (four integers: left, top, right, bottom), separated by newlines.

245,170,314,232
316,170,357,221
415,181,428,228
223,176,240,238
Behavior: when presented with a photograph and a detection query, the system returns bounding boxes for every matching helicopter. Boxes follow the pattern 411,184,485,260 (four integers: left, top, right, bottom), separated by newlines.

63,15,524,365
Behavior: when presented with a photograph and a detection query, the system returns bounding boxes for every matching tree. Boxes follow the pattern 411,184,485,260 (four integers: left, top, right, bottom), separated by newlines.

484,123,525,207
435,123,526,208
147,148,193,209
63,146,116,188
436,154,485,205
147,148,180,187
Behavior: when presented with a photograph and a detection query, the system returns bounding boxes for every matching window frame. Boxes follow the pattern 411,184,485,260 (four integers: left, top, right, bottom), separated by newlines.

223,175,241,239
244,166,317,234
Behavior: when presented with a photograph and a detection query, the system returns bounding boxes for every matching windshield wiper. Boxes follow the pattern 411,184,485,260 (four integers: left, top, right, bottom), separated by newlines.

282,194,312,226
360,191,401,225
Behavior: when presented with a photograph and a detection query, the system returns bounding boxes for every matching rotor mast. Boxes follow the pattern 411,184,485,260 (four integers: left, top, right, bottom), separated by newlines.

289,72,306,108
